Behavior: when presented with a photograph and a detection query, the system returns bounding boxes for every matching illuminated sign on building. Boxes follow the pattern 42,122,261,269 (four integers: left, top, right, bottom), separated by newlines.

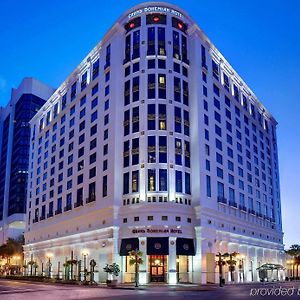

132,228,183,234
128,6,184,19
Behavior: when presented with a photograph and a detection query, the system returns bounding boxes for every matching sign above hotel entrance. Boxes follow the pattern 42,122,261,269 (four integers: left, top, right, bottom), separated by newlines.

132,228,183,234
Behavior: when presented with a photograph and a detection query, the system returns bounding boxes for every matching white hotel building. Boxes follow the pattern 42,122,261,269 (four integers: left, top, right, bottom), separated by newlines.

24,2,284,284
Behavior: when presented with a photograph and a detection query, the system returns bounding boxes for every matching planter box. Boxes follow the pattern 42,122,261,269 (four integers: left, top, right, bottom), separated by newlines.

106,279,118,288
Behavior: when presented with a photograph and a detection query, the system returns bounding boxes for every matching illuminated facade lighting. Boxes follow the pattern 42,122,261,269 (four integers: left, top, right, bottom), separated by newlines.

24,2,284,284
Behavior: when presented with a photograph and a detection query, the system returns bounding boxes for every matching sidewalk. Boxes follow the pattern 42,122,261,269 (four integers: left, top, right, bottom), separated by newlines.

96,282,218,291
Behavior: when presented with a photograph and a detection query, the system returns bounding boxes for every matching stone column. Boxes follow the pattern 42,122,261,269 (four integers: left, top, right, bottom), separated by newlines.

139,237,148,284
168,237,177,284
193,227,202,283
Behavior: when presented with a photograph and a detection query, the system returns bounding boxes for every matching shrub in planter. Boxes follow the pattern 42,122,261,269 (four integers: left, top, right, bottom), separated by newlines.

103,263,120,287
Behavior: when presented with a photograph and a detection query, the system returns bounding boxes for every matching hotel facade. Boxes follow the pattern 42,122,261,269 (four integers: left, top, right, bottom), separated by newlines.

24,2,284,284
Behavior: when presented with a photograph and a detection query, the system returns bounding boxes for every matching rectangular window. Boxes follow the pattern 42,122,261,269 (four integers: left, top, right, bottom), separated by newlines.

132,76,139,102
91,97,98,109
91,110,98,122
173,31,180,59
124,110,130,136
148,74,156,99
174,77,181,102
88,182,96,202
71,81,77,100
132,138,139,165
183,110,189,136
81,71,87,91
175,138,182,165
132,30,140,59
124,80,130,105
233,84,239,101
124,34,131,63
148,104,155,130
212,60,219,80
184,141,190,168
123,172,129,195
185,172,191,194
90,124,97,136
158,74,166,99
102,175,107,197
175,170,182,193
89,166,96,179
148,136,156,163
148,169,156,191
132,170,139,193
132,106,139,133
159,169,167,191
174,106,182,133
223,73,230,91
229,187,235,203
92,59,99,80
93,84,101,99
159,136,167,163
200,44,207,69
158,27,166,55
147,27,155,55
76,188,83,207
217,181,224,198
183,80,188,105
158,104,166,130
181,34,188,63
123,140,130,167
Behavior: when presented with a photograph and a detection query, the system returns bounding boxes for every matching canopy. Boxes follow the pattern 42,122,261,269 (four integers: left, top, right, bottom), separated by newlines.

256,263,285,271
120,238,139,256
176,238,196,255
147,237,169,255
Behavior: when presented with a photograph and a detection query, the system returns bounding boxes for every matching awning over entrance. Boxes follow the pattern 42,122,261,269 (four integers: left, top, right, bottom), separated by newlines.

147,237,169,255
256,263,285,271
176,238,195,255
120,238,139,256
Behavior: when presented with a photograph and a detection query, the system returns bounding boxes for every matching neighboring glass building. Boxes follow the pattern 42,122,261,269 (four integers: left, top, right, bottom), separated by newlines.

0,78,54,244
24,2,284,284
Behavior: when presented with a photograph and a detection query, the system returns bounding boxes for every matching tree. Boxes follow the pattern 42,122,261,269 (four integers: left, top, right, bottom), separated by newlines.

0,236,24,259
103,263,120,285
128,249,143,287
223,252,238,282
285,244,300,278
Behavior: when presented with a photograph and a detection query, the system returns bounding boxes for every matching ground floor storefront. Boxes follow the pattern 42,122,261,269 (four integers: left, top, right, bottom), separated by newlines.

23,226,285,284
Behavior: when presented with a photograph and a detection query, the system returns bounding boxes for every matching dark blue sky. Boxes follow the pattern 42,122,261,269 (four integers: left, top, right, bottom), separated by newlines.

0,0,299,247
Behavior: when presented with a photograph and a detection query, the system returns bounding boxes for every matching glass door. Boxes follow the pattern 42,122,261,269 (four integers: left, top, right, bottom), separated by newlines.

149,255,167,282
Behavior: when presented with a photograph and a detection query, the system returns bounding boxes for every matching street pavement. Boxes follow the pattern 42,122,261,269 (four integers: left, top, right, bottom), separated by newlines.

1,279,300,300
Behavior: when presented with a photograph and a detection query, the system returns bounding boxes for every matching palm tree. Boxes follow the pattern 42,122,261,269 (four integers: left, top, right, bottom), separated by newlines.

223,252,238,282
128,250,143,287
285,244,300,279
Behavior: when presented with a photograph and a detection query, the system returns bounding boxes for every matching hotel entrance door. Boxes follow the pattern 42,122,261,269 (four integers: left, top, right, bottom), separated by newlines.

149,255,167,282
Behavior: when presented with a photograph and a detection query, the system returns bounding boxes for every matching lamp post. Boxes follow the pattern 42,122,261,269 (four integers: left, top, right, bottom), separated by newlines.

224,252,238,282
216,252,224,287
236,254,245,282
13,255,21,274
46,253,53,278
82,250,89,282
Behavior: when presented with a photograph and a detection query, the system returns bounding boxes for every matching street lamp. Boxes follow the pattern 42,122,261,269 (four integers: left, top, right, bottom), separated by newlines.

216,252,226,287
46,253,53,278
82,250,89,282
236,254,245,282
287,259,294,279
12,255,21,274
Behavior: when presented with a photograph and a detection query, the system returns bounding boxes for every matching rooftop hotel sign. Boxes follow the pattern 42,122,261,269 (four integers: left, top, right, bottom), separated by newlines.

128,6,184,19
